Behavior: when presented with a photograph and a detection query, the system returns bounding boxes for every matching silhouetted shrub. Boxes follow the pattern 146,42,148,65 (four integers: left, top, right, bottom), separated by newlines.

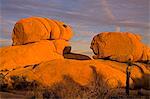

0,73,9,91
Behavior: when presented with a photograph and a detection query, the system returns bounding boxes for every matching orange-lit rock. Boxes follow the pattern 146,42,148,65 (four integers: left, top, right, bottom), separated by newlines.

12,17,73,45
91,32,150,62
140,46,150,62
53,40,70,55
3,59,149,89
4,59,135,89
0,40,69,70
52,19,73,41
95,59,150,89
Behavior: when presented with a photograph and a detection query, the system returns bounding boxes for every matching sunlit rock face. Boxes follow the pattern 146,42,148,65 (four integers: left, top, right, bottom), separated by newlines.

0,17,73,70
0,40,69,70
3,59,150,89
91,32,150,62
4,59,132,89
0,16,149,91
12,17,73,45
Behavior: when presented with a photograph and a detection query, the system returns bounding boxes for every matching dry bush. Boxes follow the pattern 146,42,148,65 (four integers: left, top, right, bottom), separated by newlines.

0,73,9,91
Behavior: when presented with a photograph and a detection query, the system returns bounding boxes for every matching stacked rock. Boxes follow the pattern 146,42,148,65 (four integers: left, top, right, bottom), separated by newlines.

0,17,73,70
0,18,149,90
12,17,73,45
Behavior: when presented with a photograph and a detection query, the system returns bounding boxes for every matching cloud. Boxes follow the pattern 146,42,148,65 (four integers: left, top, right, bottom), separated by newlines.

100,0,122,31
0,38,10,42
118,20,150,29
0,38,11,47
100,0,149,31
0,0,149,53
100,0,115,21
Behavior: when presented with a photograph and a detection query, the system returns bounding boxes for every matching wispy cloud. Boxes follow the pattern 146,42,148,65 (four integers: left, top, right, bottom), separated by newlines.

100,0,115,21
0,0,149,51
0,38,11,47
118,20,150,29
0,38,10,42
100,0,121,31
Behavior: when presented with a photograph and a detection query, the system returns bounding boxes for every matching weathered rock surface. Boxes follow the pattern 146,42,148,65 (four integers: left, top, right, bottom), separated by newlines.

94,59,150,89
12,17,73,45
0,40,69,70
3,59,128,88
91,32,150,62
4,59,149,89
1,16,149,91
3,59,149,89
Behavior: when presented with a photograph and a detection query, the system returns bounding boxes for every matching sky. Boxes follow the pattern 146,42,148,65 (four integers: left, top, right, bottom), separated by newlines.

0,0,150,56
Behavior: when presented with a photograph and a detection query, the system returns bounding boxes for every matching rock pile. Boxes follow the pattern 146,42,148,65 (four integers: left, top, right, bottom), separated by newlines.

0,17,73,70
0,17,150,90
0,40,69,70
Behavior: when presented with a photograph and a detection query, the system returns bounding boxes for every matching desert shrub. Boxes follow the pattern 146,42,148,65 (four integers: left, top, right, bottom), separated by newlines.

0,73,9,91
10,76,33,90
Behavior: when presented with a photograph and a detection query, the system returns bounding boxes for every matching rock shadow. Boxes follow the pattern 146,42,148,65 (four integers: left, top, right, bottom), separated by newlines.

63,46,91,60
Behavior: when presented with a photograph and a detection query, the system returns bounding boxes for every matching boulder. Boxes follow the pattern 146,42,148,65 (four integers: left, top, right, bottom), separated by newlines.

95,59,150,89
63,46,71,54
5,59,150,89
0,40,69,70
90,32,150,62
2,59,149,89
3,59,134,89
12,17,73,45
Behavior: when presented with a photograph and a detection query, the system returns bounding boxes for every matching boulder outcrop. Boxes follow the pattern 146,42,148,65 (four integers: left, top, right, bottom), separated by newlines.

3,59,149,89
1,16,149,91
12,17,73,45
3,59,131,89
90,32,150,62
0,40,69,70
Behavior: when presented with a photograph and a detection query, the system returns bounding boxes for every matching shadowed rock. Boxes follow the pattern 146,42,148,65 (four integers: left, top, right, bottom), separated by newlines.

63,53,91,60
63,46,91,60
63,46,71,54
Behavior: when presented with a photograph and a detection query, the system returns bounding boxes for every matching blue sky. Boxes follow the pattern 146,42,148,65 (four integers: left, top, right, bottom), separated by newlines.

0,0,149,55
